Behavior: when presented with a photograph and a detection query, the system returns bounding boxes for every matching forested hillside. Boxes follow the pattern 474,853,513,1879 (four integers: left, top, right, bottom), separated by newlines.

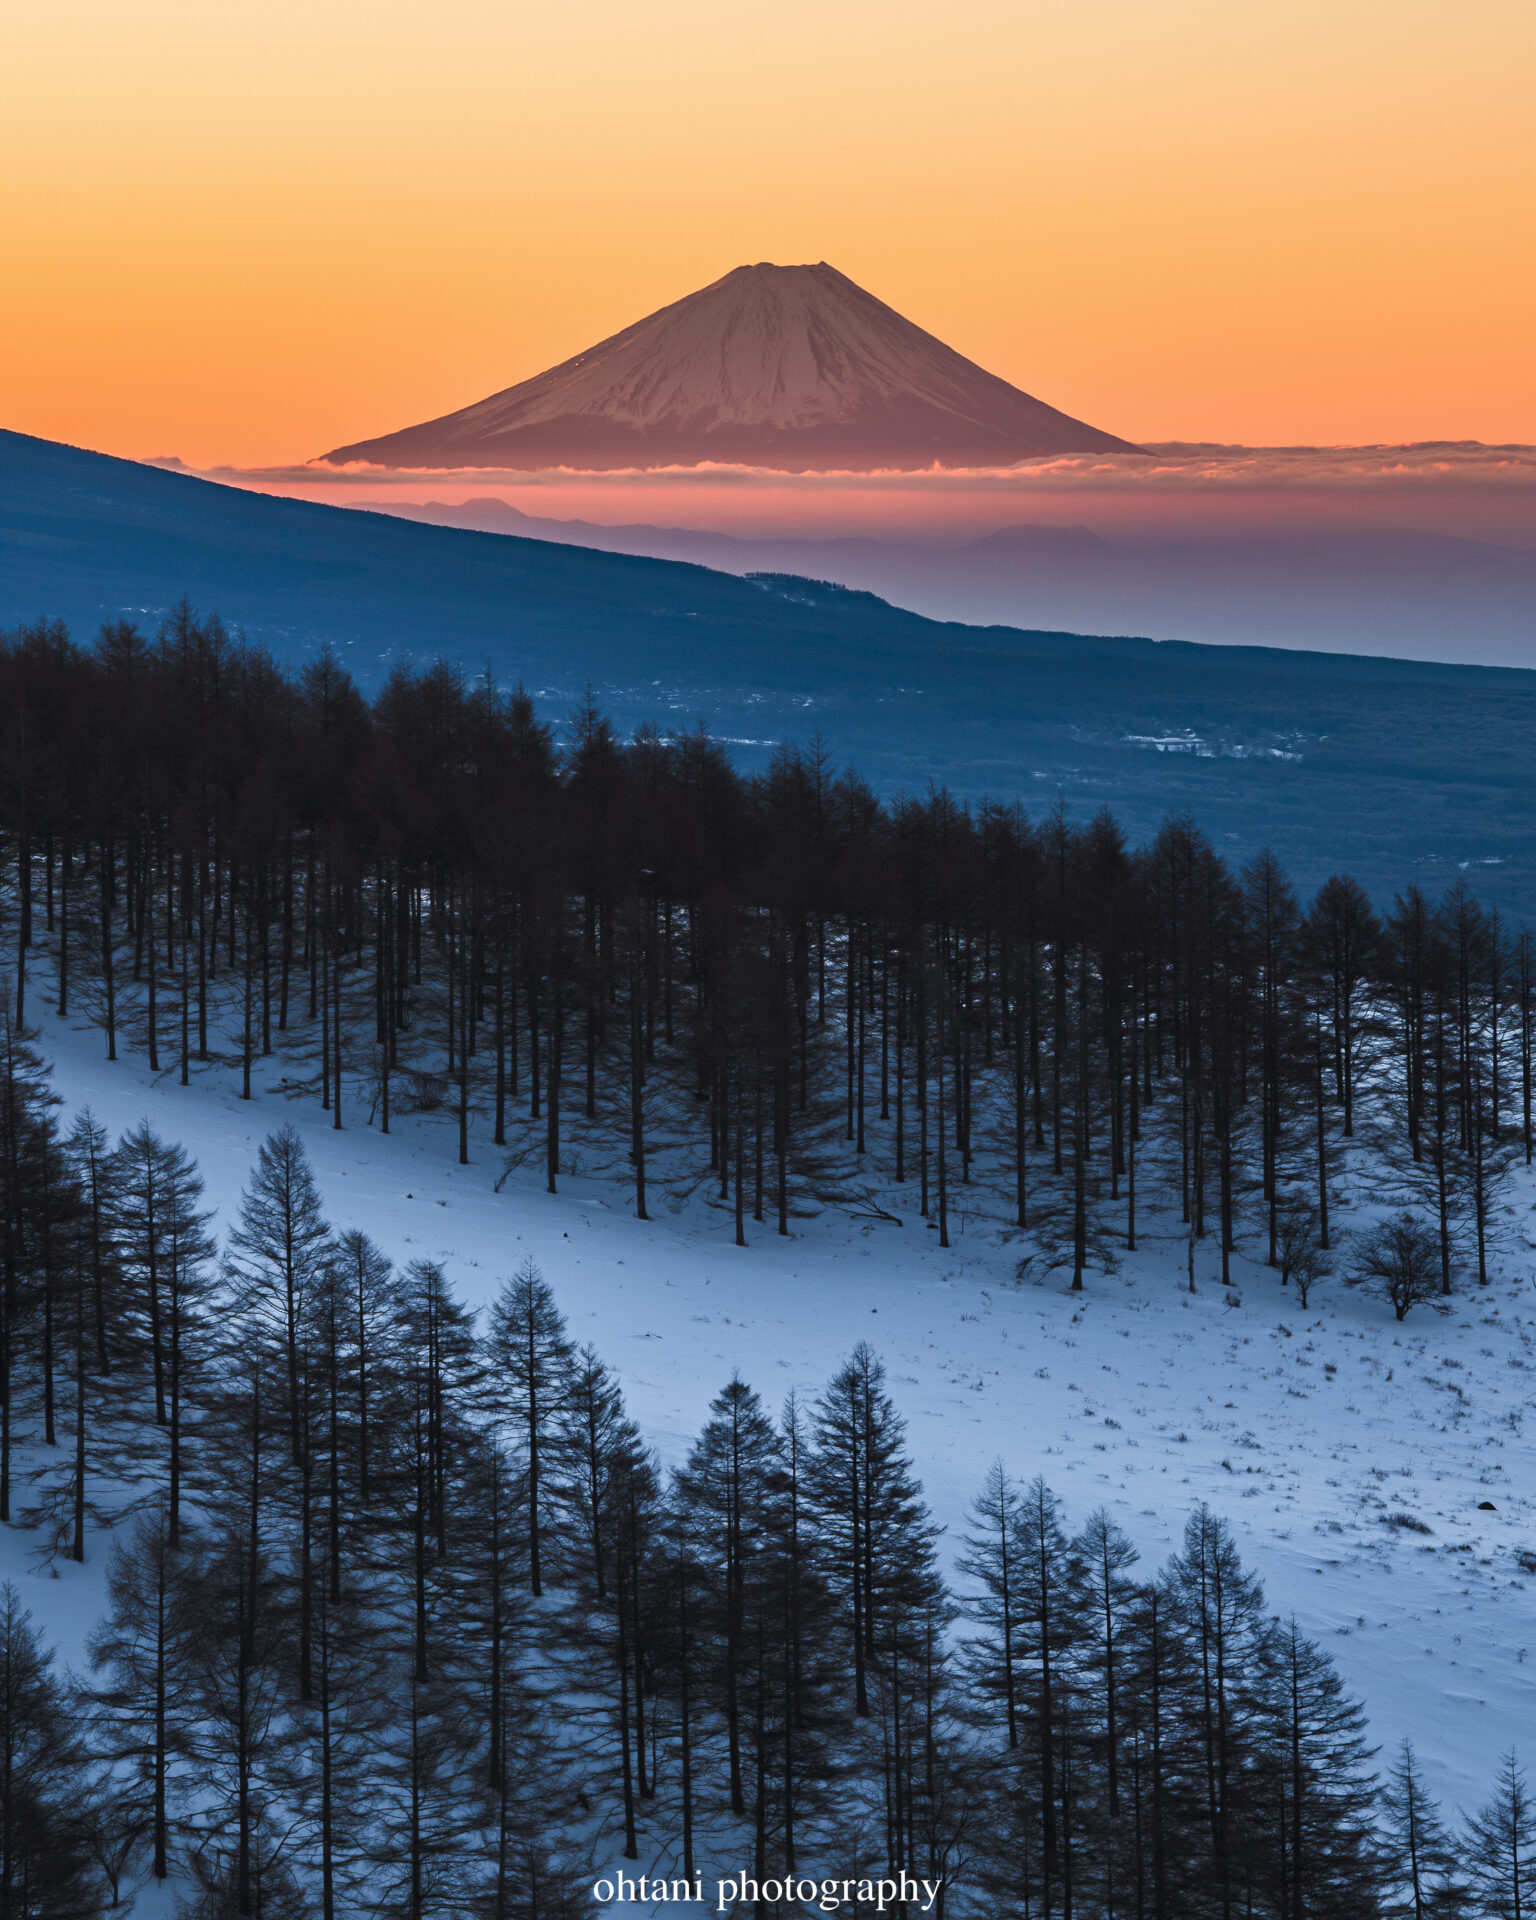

0,607,1531,1278
1,1057,1429,1917
2,609,1535,1914
7,432,1536,918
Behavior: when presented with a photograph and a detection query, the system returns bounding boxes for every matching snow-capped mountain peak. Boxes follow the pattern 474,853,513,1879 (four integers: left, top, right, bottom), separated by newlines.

322,261,1135,471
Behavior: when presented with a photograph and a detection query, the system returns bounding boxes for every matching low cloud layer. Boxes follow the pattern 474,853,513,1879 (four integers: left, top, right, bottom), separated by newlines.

160,440,1536,490
154,443,1536,549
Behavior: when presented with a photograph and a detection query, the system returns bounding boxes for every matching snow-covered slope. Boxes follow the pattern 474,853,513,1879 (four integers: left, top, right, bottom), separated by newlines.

321,262,1135,471
11,1002,1536,1838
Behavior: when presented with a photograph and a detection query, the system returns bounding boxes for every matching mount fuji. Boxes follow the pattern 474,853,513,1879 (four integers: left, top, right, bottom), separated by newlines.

321,261,1135,471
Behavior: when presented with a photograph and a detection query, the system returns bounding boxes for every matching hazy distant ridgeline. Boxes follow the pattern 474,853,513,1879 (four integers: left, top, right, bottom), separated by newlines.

382,495,1536,671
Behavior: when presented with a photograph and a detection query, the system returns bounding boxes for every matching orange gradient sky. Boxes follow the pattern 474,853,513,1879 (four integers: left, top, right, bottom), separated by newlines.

4,0,1534,469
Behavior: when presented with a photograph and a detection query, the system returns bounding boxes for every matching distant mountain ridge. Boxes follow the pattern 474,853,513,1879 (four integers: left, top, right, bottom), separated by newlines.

379,496,1536,666
322,262,1135,472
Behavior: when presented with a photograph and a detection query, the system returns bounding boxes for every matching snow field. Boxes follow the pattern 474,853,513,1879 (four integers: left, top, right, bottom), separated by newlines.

8,999,1535,1850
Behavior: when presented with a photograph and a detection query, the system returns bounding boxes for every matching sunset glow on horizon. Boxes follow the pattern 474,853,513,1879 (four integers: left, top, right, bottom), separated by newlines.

5,0,1534,470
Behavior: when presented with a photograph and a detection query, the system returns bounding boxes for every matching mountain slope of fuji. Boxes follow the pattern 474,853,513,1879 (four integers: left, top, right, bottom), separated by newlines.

321,261,1136,471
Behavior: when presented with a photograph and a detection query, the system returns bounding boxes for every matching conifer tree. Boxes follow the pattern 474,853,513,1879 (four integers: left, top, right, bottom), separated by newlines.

1171,1504,1274,1916
175,1524,291,1915
0,997,59,1523
331,1227,393,1506
558,1342,630,1600
1268,1614,1382,1915
1381,1740,1463,1920
480,1683,585,1920
809,1342,944,1720
0,1583,97,1916
118,1129,214,1541
958,1460,1023,1752
486,1256,571,1596
1464,1750,1536,1920
1076,1504,1140,1904
675,1373,783,1817
62,1110,118,1378
224,1125,330,1465
1012,1476,1087,1917
88,1505,184,1887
